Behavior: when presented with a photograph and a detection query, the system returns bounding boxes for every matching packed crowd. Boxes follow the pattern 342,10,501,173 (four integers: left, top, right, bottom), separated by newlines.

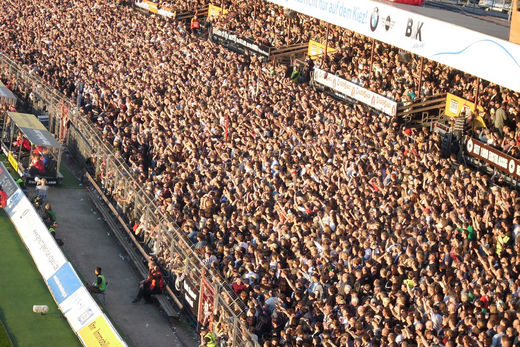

153,0,520,109
3,0,520,346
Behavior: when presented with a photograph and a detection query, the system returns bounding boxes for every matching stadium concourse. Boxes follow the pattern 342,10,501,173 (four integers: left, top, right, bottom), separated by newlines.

2,0,520,346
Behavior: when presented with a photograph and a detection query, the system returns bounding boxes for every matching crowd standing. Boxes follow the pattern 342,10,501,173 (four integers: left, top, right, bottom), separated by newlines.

2,0,520,346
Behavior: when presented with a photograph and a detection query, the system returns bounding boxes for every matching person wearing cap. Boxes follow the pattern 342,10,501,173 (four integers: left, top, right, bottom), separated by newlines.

199,327,218,347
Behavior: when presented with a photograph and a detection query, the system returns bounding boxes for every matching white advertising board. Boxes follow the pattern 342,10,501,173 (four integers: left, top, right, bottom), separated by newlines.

4,190,67,278
267,0,520,93
60,286,102,332
0,163,126,347
313,68,397,115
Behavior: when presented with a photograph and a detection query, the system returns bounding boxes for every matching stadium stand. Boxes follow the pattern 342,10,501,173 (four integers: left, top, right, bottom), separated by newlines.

2,0,520,345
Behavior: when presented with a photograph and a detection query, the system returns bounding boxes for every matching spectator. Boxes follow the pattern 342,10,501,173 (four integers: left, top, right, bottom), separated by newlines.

2,1,520,345
87,267,107,294
132,262,165,303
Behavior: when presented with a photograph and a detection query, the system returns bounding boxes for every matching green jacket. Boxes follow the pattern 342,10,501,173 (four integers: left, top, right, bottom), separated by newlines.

203,332,218,347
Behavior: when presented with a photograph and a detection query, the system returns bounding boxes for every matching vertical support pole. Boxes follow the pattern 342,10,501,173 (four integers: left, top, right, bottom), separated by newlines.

134,191,140,222
231,316,238,347
368,38,375,80
324,22,330,68
104,156,111,189
213,283,220,322
145,205,150,231
474,77,481,106
225,111,229,142
417,56,424,97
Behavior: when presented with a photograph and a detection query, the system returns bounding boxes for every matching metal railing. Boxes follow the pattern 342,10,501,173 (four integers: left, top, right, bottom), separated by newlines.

0,52,259,346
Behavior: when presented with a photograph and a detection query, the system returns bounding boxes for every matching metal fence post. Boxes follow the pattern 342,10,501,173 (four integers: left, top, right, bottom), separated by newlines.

213,283,220,318
231,316,238,347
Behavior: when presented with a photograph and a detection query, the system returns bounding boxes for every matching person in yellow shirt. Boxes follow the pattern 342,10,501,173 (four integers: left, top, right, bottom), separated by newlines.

496,229,511,256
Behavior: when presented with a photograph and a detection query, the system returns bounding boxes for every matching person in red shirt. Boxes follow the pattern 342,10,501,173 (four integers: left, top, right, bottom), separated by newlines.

33,145,44,155
190,13,200,34
14,132,31,151
132,262,164,303
232,277,247,294
29,154,45,176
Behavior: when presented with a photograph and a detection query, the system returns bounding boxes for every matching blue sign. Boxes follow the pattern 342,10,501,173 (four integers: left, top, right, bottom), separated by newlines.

47,262,82,304
3,190,23,217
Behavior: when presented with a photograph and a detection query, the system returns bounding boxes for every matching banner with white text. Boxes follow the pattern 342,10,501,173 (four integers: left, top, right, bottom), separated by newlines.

312,68,397,116
0,162,126,347
267,0,520,93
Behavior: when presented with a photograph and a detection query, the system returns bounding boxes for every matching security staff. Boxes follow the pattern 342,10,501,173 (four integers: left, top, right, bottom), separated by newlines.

200,327,218,347
87,267,106,293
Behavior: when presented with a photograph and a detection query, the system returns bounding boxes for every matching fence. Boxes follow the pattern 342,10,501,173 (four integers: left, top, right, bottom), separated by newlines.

0,52,259,347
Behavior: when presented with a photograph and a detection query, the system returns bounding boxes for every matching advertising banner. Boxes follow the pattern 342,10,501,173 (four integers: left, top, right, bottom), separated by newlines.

0,163,18,198
4,192,67,279
208,4,228,19
60,287,101,332
47,262,84,305
182,272,200,317
307,40,337,60
197,274,215,329
158,8,176,18
7,153,18,172
135,1,175,18
266,0,520,93
211,28,271,57
143,1,158,13
0,162,126,347
387,0,423,4
78,314,126,347
313,68,397,115
465,137,520,180
445,93,475,118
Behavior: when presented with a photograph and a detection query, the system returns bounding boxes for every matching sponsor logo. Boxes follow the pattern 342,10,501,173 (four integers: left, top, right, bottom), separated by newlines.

384,15,393,31
370,8,379,32
466,138,473,153
509,159,516,174
405,18,424,41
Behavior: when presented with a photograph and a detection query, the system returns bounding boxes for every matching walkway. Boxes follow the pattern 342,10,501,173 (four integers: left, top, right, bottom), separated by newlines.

45,153,198,347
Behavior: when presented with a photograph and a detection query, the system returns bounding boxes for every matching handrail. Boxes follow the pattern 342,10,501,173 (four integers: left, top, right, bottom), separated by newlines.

270,43,308,55
397,93,447,118
85,172,184,310
175,5,210,20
